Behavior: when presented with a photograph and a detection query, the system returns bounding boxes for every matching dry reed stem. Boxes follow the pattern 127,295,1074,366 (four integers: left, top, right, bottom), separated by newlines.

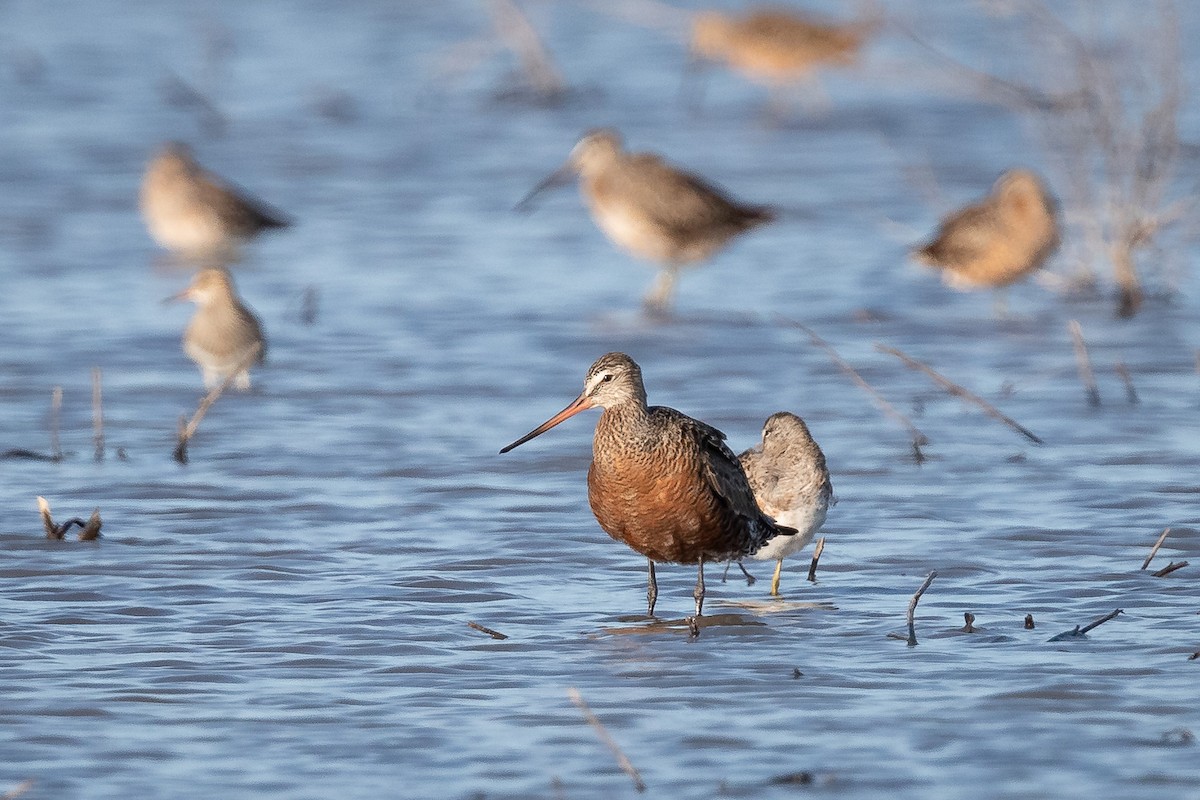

779,317,929,458
50,385,62,461
92,367,104,462
1068,320,1101,406
567,687,646,793
806,536,826,583
1113,361,1138,404
174,343,263,464
1079,608,1123,635
904,571,937,646
1151,561,1188,578
1141,527,1171,570
37,496,56,539
489,0,566,97
874,344,1044,444
467,621,509,640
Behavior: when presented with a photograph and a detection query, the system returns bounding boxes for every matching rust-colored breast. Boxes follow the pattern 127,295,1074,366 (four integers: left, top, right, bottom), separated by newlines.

585,409,765,564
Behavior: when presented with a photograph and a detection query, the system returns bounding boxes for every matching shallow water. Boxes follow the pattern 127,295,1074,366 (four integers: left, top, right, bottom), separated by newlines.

1,2,1198,798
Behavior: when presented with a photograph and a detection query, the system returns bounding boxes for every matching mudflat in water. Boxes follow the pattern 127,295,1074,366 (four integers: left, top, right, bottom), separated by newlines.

1,2,1198,798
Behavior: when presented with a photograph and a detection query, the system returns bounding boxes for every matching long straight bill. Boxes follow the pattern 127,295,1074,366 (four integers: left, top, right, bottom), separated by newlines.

499,394,593,453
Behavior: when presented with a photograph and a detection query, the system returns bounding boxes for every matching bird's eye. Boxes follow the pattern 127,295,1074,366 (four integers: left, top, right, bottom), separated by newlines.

600,373,613,383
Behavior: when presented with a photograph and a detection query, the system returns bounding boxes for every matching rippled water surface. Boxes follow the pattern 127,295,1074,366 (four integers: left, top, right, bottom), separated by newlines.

2,2,1199,798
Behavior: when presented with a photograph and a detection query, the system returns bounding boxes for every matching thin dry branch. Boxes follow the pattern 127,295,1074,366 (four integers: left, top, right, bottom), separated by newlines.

567,687,646,793
874,344,1044,444
779,317,929,458
1141,527,1171,570
1152,560,1188,578
904,571,937,646
1113,361,1138,404
50,385,62,461
92,367,105,461
489,0,566,98
174,343,262,464
1079,608,1123,635
467,621,509,640
1068,320,1101,406
1,780,34,800
806,536,826,583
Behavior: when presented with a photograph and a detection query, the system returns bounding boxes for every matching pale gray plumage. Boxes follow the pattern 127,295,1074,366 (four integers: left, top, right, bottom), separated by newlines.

174,267,266,390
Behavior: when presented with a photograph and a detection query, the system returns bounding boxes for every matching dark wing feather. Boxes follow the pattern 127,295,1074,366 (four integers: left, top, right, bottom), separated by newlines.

196,173,292,234
915,201,1000,267
616,154,773,238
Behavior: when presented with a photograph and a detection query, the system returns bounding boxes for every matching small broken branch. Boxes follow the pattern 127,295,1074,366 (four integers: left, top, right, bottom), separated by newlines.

806,536,825,582
1024,614,1036,630
467,621,509,640
1152,561,1188,578
489,0,567,99
37,496,101,541
1141,527,1171,570
903,571,937,646
567,687,646,793
1068,320,1101,407
961,612,977,633
875,344,1044,445
50,385,63,461
92,367,105,462
779,317,930,459
174,343,262,464
1,779,34,800
1079,608,1123,635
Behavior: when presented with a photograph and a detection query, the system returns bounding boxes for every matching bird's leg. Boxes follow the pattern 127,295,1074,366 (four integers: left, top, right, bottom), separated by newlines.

643,265,679,316
770,559,784,596
646,559,658,618
735,561,756,586
688,561,706,638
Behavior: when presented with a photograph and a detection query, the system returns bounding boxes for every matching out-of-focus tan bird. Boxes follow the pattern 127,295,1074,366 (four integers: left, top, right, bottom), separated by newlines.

687,7,876,112
913,169,1059,293
517,129,774,314
167,267,266,390
739,412,832,596
140,142,290,258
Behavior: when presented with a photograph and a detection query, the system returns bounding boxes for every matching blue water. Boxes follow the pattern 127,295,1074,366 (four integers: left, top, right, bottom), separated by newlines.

1,2,1198,798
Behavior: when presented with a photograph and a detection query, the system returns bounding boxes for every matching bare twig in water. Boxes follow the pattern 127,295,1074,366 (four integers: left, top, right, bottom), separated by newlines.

50,385,62,461
92,367,105,461
962,612,977,633
1113,361,1138,405
1068,320,1101,407
898,571,937,646
467,621,509,640
1079,608,1123,635
567,687,646,793
78,510,102,541
174,343,263,464
779,317,929,460
806,536,825,583
1024,614,1036,630
875,344,1044,445
1152,561,1188,578
37,496,101,541
1142,527,1172,570
1189,652,1199,661
1,779,34,800
489,0,567,99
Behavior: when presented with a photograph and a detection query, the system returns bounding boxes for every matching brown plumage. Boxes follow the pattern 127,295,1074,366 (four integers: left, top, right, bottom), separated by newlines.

739,412,832,596
169,267,266,390
914,169,1059,290
500,352,794,631
140,141,290,257
518,129,774,313
690,7,873,87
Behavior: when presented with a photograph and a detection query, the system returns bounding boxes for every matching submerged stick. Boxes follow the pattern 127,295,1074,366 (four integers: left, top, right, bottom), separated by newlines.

1079,609,1123,635
779,317,929,459
1068,320,1101,407
961,612,977,633
1141,527,1171,570
37,496,57,539
1113,361,1138,405
1152,561,1188,577
174,343,263,464
875,344,1044,445
1024,614,1035,630
567,687,646,793
467,621,509,640
92,367,105,462
904,571,937,646
806,536,826,583
50,385,63,461
36,496,101,541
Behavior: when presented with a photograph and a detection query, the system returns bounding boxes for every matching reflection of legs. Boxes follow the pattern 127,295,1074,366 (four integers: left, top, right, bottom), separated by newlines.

646,559,658,617
643,265,679,314
770,558,784,596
